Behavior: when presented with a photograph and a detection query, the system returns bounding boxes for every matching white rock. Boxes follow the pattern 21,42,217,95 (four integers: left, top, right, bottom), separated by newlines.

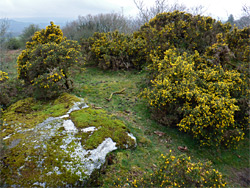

81,127,97,133
63,120,78,133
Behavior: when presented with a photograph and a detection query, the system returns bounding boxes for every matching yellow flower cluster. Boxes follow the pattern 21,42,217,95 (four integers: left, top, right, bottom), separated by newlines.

115,152,226,187
225,26,250,63
83,30,147,70
16,22,81,99
135,10,231,62
26,21,65,48
0,70,9,82
32,69,65,89
142,48,248,148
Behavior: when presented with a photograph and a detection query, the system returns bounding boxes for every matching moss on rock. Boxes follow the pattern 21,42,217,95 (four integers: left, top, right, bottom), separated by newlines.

2,93,81,128
71,108,136,150
0,93,136,187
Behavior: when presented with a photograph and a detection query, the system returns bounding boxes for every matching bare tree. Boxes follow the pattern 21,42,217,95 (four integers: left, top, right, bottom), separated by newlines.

133,0,205,25
189,5,206,16
234,4,250,28
242,4,250,17
62,12,136,41
134,0,186,24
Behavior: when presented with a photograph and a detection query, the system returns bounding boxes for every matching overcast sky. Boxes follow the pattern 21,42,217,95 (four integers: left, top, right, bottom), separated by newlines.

0,0,249,22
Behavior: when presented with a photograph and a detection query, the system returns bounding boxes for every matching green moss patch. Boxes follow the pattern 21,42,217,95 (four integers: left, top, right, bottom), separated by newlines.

71,108,136,150
2,93,80,126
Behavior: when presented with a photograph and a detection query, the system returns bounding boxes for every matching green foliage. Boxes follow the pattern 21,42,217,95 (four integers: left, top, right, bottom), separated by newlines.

204,33,234,67
141,48,249,148
115,152,227,187
17,22,81,99
134,11,231,60
5,37,21,50
0,78,26,108
83,30,147,70
1,59,26,110
19,24,40,48
225,26,250,63
84,11,233,71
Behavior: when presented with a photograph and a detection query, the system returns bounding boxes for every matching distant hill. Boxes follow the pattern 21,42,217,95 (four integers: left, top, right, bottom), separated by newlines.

1,17,72,37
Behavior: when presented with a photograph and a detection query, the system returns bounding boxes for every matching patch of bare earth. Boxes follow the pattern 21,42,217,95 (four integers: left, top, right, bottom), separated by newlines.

230,168,250,187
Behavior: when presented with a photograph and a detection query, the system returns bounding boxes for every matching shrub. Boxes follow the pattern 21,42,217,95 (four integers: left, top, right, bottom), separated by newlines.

115,151,226,187
26,21,65,48
134,11,231,61
0,78,26,108
0,71,26,111
6,37,21,50
83,30,147,70
225,26,250,63
17,22,81,99
19,24,40,48
204,33,250,132
204,33,235,68
141,48,248,148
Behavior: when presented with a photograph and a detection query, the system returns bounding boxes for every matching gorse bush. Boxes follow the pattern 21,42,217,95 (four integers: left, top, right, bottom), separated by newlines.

134,11,231,60
24,41,81,99
225,26,250,63
137,11,249,148
26,22,65,48
84,11,232,70
141,48,249,148
17,22,81,99
115,151,226,187
83,30,147,70
204,33,234,68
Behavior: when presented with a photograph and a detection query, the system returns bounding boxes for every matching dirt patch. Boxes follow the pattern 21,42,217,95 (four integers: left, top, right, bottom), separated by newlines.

231,168,250,187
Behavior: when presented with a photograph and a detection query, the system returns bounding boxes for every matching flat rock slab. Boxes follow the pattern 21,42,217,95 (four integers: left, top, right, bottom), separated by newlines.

0,93,136,187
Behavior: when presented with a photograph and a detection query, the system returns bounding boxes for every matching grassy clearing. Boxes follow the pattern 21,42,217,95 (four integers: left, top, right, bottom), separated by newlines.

2,50,249,187
72,65,250,187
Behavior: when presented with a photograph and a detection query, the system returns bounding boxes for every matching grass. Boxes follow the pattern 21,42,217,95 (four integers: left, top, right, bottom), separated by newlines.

1,50,250,187
0,49,20,79
72,65,250,187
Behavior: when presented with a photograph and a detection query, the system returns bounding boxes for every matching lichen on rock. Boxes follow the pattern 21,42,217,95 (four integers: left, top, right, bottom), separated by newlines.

0,93,136,187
